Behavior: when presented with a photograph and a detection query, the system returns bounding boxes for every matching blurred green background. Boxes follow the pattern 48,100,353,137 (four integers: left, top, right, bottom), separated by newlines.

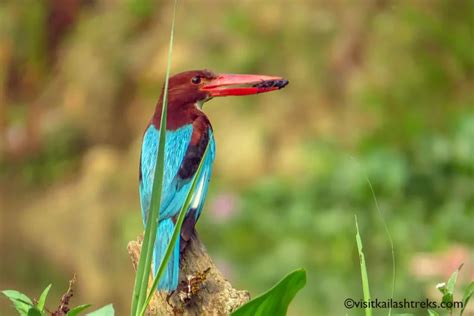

0,0,473,315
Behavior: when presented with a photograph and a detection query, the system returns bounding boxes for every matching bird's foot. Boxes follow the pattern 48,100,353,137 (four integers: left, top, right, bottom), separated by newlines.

176,267,212,305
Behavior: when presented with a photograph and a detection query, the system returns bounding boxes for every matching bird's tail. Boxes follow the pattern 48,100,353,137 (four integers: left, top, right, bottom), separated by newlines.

153,218,180,291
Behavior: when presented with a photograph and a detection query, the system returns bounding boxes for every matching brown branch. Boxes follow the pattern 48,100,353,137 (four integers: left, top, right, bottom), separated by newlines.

51,274,77,316
127,234,250,316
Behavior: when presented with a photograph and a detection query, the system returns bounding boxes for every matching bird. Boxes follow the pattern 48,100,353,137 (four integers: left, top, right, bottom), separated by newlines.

139,69,288,291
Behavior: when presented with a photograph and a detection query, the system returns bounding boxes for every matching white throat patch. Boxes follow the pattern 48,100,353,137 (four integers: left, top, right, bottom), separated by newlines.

195,100,205,109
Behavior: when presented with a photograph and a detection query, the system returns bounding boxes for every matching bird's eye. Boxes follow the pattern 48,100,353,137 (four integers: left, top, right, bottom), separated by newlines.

191,76,201,84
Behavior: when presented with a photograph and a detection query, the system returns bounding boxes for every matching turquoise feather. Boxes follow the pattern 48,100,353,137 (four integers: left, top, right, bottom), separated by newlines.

139,124,215,290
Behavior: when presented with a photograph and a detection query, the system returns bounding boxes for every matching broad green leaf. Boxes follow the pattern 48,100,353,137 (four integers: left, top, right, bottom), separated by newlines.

355,215,372,316
2,290,34,316
461,281,474,315
86,304,114,316
67,304,92,316
27,307,43,316
446,264,462,294
231,269,306,316
440,264,463,310
130,1,178,314
37,284,51,311
427,309,440,316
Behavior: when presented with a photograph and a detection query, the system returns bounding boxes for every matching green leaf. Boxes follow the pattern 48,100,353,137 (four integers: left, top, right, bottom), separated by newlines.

86,304,114,316
2,290,34,316
441,292,454,310
461,281,474,315
427,309,440,316
66,304,92,316
439,264,463,310
36,284,51,311
446,264,462,294
130,0,178,315
436,282,454,311
27,307,43,316
354,215,373,316
231,269,306,316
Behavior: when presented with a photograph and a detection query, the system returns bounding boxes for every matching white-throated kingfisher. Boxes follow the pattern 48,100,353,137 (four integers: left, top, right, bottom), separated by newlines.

139,70,288,291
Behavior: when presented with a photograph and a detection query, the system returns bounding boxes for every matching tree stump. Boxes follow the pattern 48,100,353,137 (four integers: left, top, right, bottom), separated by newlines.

127,234,250,315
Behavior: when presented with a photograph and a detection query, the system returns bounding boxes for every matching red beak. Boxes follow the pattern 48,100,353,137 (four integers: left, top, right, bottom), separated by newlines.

201,74,288,97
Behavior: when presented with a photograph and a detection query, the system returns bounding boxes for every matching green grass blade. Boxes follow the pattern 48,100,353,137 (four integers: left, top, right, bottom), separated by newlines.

350,156,396,316
130,199,155,315
130,152,163,316
130,0,178,314
354,215,372,316
139,144,209,316
365,176,396,316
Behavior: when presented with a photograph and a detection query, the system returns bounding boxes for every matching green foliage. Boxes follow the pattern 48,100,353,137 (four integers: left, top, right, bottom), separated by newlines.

427,310,439,316
36,284,51,312
231,269,306,316
67,304,92,316
87,304,115,316
354,216,372,316
461,282,474,316
436,265,462,312
354,223,473,316
27,308,42,316
208,113,474,314
2,290,33,316
2,284,112,316
130,1,178,315
432,265,473,316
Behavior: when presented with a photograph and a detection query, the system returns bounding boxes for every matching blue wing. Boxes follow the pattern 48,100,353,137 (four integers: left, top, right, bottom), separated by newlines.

139,123,215,291
139,124,192,223
188,130,215,220
139,124,215,224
